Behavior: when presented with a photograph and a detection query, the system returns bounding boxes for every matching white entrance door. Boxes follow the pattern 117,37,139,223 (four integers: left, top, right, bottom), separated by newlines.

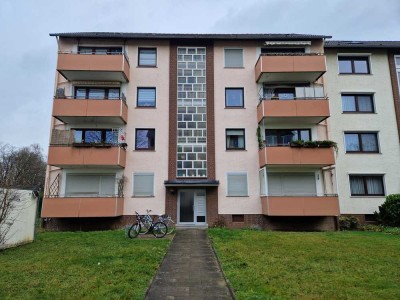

178,189,207,225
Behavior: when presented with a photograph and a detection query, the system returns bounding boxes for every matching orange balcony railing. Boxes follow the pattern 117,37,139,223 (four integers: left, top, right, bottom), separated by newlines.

259,146,335,167
52,96,128,124
255,54,326,83
57,51,130,82
48,145,126,168
261,195,339,216
41,197,124,217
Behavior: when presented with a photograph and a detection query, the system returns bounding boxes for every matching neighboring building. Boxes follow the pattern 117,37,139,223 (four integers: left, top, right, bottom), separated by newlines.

325,41,400,223
41,33,400,231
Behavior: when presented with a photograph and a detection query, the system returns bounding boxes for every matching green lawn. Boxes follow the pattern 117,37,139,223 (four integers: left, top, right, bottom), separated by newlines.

209,229,400,300
0,230,170,300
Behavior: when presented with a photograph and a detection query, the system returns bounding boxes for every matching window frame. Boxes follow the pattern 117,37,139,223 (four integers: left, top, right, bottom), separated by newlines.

224,48,244,68
225,128,246,150
132,172,155,197
338,56,371,74
344,132,379,153
72,128,116,144
225,87,244,108
135,128,156,150
74,87,121,100
341,93,375,113
226,172,249,197
349,175,385,196
265,128,312,146
138,47,157,67
78,46,123,55
136,87,156,107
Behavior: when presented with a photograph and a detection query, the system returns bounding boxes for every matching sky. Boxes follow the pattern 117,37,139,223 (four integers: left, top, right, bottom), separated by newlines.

0,0,399,155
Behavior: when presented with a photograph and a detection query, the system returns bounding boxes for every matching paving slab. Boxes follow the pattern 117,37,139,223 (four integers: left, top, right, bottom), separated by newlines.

145,229,234,300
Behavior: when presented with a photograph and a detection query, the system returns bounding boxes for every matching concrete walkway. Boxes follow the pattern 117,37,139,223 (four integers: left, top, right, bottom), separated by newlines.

145,229,234,300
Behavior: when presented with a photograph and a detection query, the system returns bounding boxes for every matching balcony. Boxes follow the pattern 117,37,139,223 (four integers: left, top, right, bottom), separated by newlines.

41,197,124,217
259,146,335,167
261,195,339,216
255,54,326,83
56,51,130,82
257,86,330,124
52,95,128,125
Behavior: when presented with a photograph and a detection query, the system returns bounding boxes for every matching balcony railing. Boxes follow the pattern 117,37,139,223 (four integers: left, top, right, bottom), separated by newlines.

258,86,326,101
255,53,326,83
261,195,340,216
56,51,130,82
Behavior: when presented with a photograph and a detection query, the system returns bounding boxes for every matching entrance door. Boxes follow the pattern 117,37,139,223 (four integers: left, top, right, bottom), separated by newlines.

178,189,207,225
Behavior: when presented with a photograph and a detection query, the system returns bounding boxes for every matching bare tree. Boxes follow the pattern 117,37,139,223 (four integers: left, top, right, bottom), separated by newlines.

0,143,46,246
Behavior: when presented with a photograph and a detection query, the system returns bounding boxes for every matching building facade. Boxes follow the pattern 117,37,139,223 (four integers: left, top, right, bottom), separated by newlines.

41,33,400,231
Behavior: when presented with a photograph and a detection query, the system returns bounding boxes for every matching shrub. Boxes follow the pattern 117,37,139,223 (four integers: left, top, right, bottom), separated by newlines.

360,224,385,232
339,216,360,230
375,194,400,227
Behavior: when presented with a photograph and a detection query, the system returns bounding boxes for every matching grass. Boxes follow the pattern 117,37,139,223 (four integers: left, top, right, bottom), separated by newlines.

209,229,400,300
0,230,170,300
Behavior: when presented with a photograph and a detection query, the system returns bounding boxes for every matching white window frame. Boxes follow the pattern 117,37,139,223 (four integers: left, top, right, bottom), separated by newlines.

132,172,155,197
226,172,249,197
224,48,244,68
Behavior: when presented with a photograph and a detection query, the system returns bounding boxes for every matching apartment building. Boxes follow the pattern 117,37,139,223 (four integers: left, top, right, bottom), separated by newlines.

41,33,399,231
324,41,400,223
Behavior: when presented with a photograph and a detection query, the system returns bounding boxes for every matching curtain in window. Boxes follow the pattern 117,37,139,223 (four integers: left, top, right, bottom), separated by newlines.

133,173,154,196
225,49,243,68
350,176,365,195
226,130,244,148
227,173,248,196
361,134,377,151
345,134,360,151
76,88,86,99
139,49,156,66
358,96,373,112
136,129,155,149
108,89,120,99
366,177,383,195
342,95,356,111
138,88,156,106
88,89,105,99
266,135,277,146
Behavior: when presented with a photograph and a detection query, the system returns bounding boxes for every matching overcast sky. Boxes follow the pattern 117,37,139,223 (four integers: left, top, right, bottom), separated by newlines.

0,0,399,154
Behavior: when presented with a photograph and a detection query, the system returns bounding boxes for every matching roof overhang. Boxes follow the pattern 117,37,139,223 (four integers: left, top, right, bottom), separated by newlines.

164,179,219,187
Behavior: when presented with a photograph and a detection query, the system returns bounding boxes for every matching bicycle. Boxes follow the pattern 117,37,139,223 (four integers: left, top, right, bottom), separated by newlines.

156,214,175,235
128,211,168,239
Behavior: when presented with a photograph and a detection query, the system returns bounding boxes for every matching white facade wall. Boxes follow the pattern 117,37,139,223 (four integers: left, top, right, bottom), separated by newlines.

214,41,261,214
325,49,400,214
123,40,170,215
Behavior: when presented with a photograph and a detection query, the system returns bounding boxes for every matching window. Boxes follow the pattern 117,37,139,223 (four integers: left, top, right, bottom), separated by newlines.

232,215,244,222
73,129,117,144
265,129,311,146
344,132,379,153
226,129,245,150
133,173,154,196
268,173,316,196
65,174,115,197
227,172,248,196
137,87,156,107
338,56,370,74
224,49,243,68
74,87,120,99
225,88,244,107
78,47,122,55
349,175,384,196
342,94,374,113
135,129,155,150
138,48,157,66
261,48,305,54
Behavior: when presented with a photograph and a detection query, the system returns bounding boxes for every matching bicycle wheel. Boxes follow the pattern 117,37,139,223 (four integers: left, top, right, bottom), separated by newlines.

165,219,176,235
128,222,140,239
139,220,152,235
152,222,168,238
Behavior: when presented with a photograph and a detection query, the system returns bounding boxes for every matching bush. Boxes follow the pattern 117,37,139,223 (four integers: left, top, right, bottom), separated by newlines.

359,225,400,235
375,194,400,227
339,216,360,230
